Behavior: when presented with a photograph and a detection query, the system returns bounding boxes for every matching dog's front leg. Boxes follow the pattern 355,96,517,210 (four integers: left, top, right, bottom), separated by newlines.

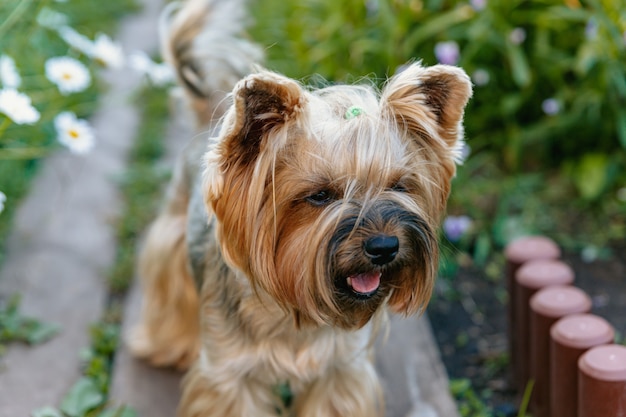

178,362,280,417
292,361,383,417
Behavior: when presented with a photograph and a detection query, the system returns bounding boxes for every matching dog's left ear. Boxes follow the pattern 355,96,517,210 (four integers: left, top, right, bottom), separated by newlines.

381,63,472,151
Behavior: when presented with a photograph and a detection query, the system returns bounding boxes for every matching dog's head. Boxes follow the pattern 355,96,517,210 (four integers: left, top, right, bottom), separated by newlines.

204,63,472,329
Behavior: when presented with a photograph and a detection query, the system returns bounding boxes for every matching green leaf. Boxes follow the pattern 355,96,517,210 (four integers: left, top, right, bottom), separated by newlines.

60,377,104,417
31,406,63,417
500,94,524,116
438,249,459,278
505,43,531,88
0,295,60,347
473,232,491,266
97,406,137,417
617,110,626,149
540,5,589,23
492,216,531,248
402,5,474,56
575,42,599,76
449,378,472,396
575,153,610,200
26,321,61,345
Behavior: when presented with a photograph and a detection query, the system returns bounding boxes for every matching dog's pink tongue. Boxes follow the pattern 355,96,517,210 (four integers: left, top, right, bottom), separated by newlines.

348,271,381,294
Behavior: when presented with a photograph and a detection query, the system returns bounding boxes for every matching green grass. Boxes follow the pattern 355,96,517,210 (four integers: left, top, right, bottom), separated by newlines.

108,86,169,294
450,377,533,417
80,85,170,416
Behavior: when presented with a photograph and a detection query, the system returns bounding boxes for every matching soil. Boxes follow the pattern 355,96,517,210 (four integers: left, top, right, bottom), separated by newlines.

427,243,626,416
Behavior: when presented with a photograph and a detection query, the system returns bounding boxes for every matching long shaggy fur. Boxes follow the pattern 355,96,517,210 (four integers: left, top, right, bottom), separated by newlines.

128,0,259,369
129,0,472,416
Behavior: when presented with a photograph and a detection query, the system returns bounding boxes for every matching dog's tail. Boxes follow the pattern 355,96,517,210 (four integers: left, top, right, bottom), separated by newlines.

160,0,263,125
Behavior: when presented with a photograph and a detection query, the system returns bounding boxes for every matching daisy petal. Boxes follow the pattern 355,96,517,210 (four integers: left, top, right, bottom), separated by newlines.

0,88,40,125
0,55,21,88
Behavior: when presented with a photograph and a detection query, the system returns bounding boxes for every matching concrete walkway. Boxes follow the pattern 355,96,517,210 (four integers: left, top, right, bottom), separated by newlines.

0,1,459,416
0,0,163,415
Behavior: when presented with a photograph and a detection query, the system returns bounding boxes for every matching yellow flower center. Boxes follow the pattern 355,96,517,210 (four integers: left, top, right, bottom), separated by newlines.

62,72,73,80
68,129,80,139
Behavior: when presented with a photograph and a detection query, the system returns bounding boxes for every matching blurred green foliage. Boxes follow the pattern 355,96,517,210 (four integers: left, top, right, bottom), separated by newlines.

250,0,626,252
0,0,138,264
0,294,60,353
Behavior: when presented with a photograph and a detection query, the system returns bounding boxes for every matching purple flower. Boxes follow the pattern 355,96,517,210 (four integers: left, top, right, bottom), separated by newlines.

585,18,598,40
443,215,473,242
434,41,460,66
542,98,560,116
470,0,486,11
509,28,526,45
365,0,379,17
471,69,490,86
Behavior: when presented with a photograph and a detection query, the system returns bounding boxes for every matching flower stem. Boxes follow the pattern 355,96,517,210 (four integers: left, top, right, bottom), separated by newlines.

0,0,35,40
0,117,12,139
0,146,49,160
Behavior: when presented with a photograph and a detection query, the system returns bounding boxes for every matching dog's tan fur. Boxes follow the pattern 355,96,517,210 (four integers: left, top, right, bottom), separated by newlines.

129,0,472,415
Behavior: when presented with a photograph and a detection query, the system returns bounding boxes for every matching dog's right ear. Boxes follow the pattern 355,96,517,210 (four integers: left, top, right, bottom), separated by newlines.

223,71,305,166
205,70,306,200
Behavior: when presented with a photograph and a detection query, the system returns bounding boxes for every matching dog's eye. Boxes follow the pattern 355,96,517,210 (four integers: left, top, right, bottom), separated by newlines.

306,190,334,206
391,182,408,193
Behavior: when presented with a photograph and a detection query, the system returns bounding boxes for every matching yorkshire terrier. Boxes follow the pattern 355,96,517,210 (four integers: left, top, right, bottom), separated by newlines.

128,0,472,416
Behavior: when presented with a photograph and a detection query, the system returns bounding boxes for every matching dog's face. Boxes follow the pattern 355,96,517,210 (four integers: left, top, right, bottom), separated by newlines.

204,63,472,329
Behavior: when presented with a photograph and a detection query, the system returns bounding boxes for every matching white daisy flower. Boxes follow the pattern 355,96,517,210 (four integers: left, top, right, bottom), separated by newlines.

45,57,91,95
91,34,125,69
54,111,96,154
129,51,175,86
0,55,21,88
148,63,175,86
36,7,69,29
0,88,40,125
128,50,153,73
0,191,6,214
57,28,125,69
57,26,94,56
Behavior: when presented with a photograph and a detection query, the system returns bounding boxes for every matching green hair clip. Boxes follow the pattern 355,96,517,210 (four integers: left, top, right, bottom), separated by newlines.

344,105,364,120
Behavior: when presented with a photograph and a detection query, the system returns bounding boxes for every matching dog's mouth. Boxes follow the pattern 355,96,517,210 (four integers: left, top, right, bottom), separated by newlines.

345,271,382,297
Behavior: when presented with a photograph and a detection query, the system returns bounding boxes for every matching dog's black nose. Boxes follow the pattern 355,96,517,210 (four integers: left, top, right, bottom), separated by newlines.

364,235,399,265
